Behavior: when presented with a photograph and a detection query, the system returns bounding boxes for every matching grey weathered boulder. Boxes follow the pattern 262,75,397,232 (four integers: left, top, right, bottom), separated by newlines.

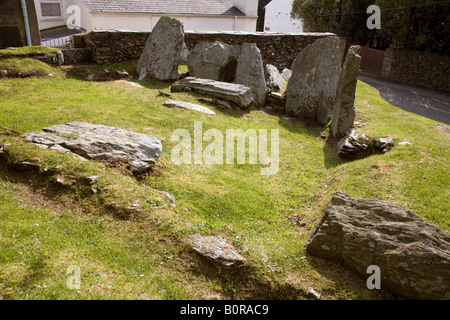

331,46,362,139
235,43,267,107
171,77,254,109
136,16,184,81
23,122,162,172
265,64,286,92
306,192,450,300
187,41,240,82
164,99,216,115
188,234,245,268
285,37,342,120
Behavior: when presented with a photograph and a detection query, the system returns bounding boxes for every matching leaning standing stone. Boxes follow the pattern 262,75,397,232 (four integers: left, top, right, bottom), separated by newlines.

285,37,342,120
235,43,267,107
330,46,362,139
136,16,184,81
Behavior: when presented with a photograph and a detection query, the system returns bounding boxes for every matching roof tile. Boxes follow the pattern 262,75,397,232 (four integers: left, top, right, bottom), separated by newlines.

83,0,245,16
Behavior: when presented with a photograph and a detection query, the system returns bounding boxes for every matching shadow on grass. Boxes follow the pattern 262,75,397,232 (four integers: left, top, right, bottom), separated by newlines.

305,254,397,300
184,251,309,300
260,107,343,169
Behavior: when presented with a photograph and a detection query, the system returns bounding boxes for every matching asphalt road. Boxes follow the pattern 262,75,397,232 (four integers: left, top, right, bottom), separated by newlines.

358,73,450,125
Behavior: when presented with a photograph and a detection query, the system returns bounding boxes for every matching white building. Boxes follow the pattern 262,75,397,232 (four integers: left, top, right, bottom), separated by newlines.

33,0,258,33
264,0,303,33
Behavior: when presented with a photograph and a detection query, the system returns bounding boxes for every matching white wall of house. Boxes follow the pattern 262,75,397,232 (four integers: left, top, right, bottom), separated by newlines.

34,0,257,32
264,0,303,33
89,14,257,32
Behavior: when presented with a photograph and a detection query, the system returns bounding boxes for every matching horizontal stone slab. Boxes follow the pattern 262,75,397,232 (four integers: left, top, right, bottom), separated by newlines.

23,121,162,173
164,99,216,115
171,77,254,109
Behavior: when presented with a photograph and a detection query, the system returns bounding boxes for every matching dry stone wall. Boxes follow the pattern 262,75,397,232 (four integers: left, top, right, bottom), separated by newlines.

72,30,335,70
381,48,450,93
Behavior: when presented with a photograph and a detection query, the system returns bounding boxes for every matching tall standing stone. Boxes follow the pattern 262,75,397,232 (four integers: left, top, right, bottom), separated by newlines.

187,41,241,82
136,16,184,81
235,43,267,107
330,46,362,139
285,37,342,120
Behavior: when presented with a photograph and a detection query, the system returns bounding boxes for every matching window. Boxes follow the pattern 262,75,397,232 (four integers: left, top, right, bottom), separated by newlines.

40,0,62,18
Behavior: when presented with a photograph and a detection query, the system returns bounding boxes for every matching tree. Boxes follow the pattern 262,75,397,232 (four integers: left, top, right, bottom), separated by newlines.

376,0,450,53
337,0,376,47
291,0,450,54
291,0,342,32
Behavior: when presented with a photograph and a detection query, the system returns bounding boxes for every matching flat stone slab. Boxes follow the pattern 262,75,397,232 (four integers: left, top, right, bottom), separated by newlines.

22,121,162,172
171,77,254,109
306,192,450,300
164,99,216,115
188,234,245,268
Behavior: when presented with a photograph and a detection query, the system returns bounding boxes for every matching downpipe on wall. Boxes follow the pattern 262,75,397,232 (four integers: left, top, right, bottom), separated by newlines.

20,0,32,46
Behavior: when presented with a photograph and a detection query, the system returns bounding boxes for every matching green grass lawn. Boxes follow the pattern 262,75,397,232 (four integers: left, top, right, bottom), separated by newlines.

0,56,448,300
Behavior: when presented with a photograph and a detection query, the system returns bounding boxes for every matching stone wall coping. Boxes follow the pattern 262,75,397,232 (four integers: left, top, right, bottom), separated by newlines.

88,29,336,37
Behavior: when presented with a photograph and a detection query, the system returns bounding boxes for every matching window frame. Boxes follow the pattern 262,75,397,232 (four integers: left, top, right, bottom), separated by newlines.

39,0,63,20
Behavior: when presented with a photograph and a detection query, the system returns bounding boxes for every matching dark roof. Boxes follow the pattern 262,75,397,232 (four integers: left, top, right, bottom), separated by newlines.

83,0,245,16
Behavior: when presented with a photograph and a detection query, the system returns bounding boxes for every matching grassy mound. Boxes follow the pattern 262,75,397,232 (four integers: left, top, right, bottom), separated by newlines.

0,58,64,78
0,59,448,300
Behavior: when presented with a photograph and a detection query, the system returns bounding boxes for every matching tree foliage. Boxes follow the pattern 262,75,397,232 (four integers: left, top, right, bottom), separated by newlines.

291,0,450,53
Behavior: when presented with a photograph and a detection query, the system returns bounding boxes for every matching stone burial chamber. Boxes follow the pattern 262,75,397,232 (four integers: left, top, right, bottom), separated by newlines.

22,121,163,173
181,37,268,109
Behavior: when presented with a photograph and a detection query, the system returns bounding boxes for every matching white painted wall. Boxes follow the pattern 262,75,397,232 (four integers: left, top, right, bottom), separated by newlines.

90,14,257,32
264,0,303,33
34,0,257,32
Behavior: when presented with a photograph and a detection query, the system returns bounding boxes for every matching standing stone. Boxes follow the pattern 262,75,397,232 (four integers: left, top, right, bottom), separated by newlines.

285,37,342,120
235,43,267,107
187,41,241,82
330,46,362,139
316,90,331,125
265,64,286,92
136,16,184,81
180,42,190,64
305,192,450,300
